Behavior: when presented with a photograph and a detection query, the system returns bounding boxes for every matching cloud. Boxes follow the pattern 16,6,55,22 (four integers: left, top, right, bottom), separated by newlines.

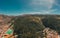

29,0,55,11
17,9,57,15
0,9,57,16
54,0,60,7
55,3,60,7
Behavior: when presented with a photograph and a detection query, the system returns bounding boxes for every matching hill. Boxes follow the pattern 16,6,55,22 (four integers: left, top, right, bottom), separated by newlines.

0,14,60,38
13,15,60,38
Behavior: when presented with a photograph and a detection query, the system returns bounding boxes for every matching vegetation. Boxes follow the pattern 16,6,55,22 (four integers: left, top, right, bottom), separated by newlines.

0,15,60,38
42,16,60,34
13,16,45,38
13,15,60,38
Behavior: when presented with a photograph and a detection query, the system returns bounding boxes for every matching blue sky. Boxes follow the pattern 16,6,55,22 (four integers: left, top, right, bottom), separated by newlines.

0,0,60,15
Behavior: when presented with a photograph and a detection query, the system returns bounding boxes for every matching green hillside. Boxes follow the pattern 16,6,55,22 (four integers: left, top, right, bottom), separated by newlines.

13,15,60,38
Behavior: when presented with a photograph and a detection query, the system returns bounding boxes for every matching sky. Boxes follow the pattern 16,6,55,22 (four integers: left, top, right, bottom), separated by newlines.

0,0,60,15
